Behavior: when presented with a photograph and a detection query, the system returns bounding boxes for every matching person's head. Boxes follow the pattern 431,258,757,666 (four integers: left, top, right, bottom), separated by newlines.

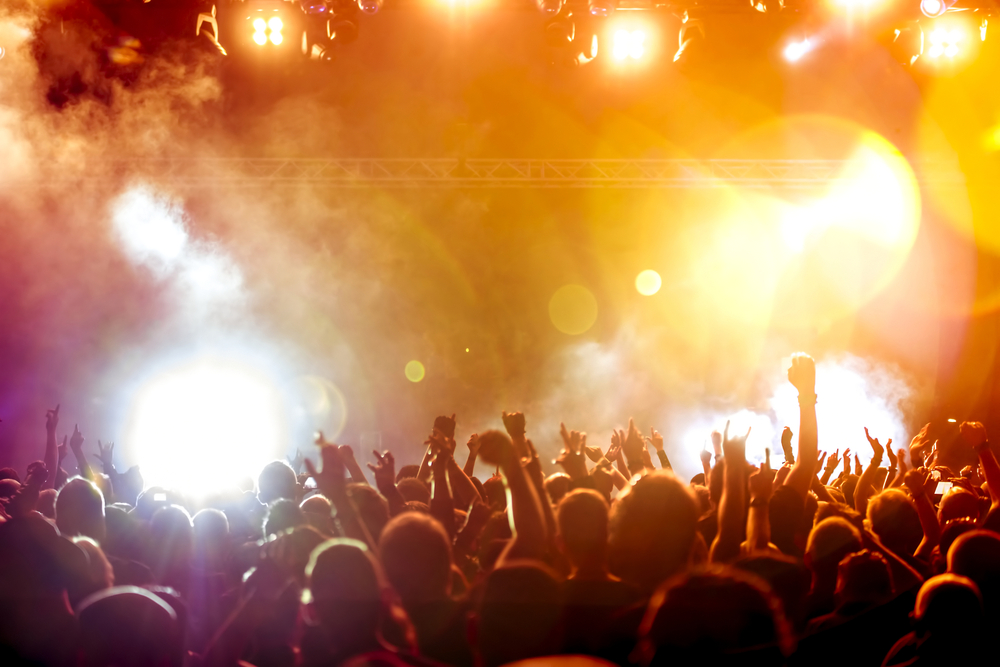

379,513,453,605
76,586,182,667
636,566,793,666
913,574,984,638
947,529,1000,615
0,466,20,483
396,477,431,505
472,561,564,667
36,487,57,520
56,477,106,543
347,483,390,542
116,466,144,507
608,471,698,593
257,460,297,505
556,489,609,573
264,498,306,538
544,473,572,506
866,489,922,558
0,478,20,502
805,517,862,590
300,494,334,534
935,519,978,573
304,537,411,650
768,486,807,557
73,536,115,598
834,550,892,610
192,508,229,570
482,476,507,511
733,554,811,632
939,487,981,524
395,464,420,483
148,505,194,582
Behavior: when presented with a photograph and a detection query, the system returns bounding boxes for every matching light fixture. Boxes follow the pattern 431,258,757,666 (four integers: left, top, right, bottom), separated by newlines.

588,0,615,18
536,0,564,15
674,18,705,64
920,0,952,18
752,0,784,13
612,29,645,60
927,26,961,58
358,0,383,14
268,16,283,31
783,37,814,62
545,18,575,47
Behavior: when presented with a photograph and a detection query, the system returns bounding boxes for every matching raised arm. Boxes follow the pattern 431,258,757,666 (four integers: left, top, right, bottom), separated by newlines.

338,445,369,486
903,468,941,561
819,448,839,485
428,431,457,539
854,428,887,516
780,427,795,465
647,428,672,470
306,435,374,550
746,450,775,552
710,421,751,563
68,424,95,483
43,405,59,490
463,433,480,478
478,430,547,562
960,422,1000,507
783,354,818,497
368,450,405,516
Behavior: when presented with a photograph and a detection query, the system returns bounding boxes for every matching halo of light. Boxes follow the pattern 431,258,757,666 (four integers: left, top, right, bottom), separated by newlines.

784,38,813,62
920,0,945,16
253,18,267,31
270,31,283,45
635,270,662,296
549,285,599,335
405,360,426,382
295,375,348,440
253,32,267,45
124,357,288,496
268,16,283,31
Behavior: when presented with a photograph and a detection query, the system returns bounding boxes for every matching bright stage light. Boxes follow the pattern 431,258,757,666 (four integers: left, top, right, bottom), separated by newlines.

588,0,615,18
920,0,947,17
358,0,383,14
125,357,289,496
536,0,564,15
270,31,283,45
927,27,961,58
268,17,283,31
784,38,814,62
253,18,267,31
613,30,646,60
253,32,267,45
635,270,661,295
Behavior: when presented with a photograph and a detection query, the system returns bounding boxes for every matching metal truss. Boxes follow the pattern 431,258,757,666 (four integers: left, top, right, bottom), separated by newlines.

47,158,965,189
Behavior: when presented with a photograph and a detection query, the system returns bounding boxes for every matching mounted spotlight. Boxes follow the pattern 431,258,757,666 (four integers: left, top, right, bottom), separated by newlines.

536,0,565,16
926,25,962,57
329,17,359,43
613,29,645,60
358,0,382,14
752,0,784,13
920,0,954,18
250,11,285,47
674,18,705,64
588,0,615,18
545,18,575,47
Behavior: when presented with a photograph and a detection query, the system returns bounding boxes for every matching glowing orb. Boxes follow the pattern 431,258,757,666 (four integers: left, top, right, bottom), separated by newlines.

270,31,283,45
635,270,662,296
549,285,599,335
268,17,283,31
405,360,426,382
784,38,813,62
613,30,646,60
125,357,288,495
253,18,267,31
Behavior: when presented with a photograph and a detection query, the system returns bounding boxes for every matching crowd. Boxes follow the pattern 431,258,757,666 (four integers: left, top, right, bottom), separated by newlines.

2,352,999,666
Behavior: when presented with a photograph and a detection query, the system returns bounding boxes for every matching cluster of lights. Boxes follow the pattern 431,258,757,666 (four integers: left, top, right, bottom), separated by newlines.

612,29,645,60
253,16,284,45
927,26,961,57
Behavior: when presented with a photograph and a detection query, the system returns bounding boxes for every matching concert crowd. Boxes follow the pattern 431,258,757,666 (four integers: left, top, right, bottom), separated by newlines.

2,353,998,667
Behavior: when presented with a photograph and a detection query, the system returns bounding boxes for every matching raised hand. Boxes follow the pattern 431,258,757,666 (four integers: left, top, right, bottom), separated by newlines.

45,405,60,434
96,440,115,471
58,436,68,463
467,433,481,454
903,468,936,499
711,430,723,458
434,414,457,440
584,443,605,463
646,428,665,452
817,451,827,471
842,448,851,475
69,424,85,453
722,420,751,464
960,421,988,448
864,427,889,463
622,418,646,469
367,450,396,488
781,426,795,464
556,423,588,480
854,453,863,476
787,353,817,397
700,448,712,469
886,442,898,469
501,411,526,441
305,434,347,500
749,451,775,502
825,449,840,474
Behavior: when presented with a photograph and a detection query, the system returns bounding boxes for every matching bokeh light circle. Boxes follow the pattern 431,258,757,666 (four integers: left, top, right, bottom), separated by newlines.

635,270,662,296
549,284,599,335
405,360,426,382
124,357,288,496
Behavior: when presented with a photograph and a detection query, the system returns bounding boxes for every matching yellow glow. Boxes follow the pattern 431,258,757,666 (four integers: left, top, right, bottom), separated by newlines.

405,360,425,382
268,16,283,31
253,18,266,31
126,358,287,495
635,270,662,295
613,30,645,60
253,31,267,45
549,285,598,335
270,31,283,45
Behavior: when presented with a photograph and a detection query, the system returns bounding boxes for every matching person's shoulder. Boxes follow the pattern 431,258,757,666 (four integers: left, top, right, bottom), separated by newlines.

882,631,921,667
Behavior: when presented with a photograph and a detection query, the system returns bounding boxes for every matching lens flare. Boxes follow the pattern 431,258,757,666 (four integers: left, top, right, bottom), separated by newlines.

635,270,662,296
612,30,646,60
784,38,813,62
405,360,426,382
549,285,599,335
125,357,288,495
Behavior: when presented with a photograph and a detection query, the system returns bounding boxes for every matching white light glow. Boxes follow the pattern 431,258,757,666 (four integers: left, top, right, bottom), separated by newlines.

613,30,646,60
268,17,283,31
253,18,267,31
253,31,267,45
920,0,946,16
126,357,288,495
270,31,283,45
784,38,814,62
112,186,189,275
928,26,961,58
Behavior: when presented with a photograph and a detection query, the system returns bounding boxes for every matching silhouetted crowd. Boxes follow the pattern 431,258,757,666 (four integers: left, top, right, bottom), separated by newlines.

3,353,999,667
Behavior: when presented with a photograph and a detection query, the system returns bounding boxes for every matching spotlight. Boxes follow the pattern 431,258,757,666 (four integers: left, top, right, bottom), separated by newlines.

927,26,961,57
268,16,283,31
358,0,383,13
588,0,615,18
270,31,283,44
536,0,564,15
612,29,645,60
329,17,359,43
783,37,814,62
253,18,267,31
920,0,952,18
752,0,784,13
674,18,705,64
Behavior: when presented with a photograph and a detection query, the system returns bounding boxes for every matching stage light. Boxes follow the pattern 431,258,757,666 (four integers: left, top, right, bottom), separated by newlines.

588,0,615,18
358,0,383,14
545,18,575,47
752,0,784,13
536,0,564,15
405,360,425,382
784,37,814,62
613,29,645,60
270,31,283,45
254,18,267,31
635,270,661,295
920,0,945,16
125,357,289,496
268,17,283,31
927,26,961,58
